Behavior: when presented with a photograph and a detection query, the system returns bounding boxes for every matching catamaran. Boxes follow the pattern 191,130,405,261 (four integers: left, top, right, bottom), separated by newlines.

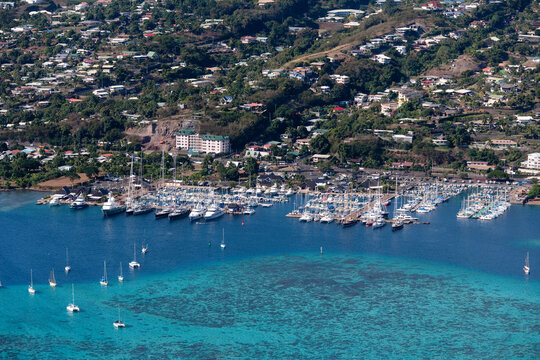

49,268,57,287
118,262,124,282
28,269,36,294
524,252,530,275
65,248,71,273
66,283,80,312
113,306,125,328
100,260,108,286
129,243,140,269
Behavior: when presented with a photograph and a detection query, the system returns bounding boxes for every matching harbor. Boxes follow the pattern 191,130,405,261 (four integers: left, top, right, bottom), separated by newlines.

0,189,538,359
36,177,522,231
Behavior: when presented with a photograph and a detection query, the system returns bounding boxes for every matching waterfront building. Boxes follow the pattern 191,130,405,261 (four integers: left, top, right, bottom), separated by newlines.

175,129,230,154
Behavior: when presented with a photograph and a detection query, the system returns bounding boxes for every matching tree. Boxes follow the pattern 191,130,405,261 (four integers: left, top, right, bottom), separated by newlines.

310,135,330,154
527,184,540,199
244,157,259,175
487,168,509,181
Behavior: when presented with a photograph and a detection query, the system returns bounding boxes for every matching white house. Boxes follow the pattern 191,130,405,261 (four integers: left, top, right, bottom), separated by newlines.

372,54,391,64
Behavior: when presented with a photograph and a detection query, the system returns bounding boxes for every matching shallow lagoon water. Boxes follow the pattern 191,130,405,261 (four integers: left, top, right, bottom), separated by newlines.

0,192,538,358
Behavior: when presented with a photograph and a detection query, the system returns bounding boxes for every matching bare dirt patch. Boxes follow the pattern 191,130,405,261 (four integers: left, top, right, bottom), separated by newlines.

425,54,483,77
36,173,90,190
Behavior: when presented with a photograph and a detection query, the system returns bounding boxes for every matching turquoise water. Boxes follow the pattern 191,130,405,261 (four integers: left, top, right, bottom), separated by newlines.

0,192,539,358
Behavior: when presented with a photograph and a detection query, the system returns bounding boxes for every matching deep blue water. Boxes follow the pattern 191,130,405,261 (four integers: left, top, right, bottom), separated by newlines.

0,191,538,358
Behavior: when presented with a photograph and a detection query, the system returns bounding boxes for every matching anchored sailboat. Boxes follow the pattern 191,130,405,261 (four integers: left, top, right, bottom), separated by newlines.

524,252,530,275
118,262,124,282
220,228,226,249
49,268,57,287
100,260,108,286
113,306,125,328
65,248,71,273
28,269,36,294
66,283,80,312
129,243,140,269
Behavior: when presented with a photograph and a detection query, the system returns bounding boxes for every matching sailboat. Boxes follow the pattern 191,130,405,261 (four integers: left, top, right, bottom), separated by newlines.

113,306,125,328
141,244,148,254
65,248,71,273
66,283,80,312
129,243,140,269
118,262,124,282
49,268,57,287
28,269,36,294
220,229,226,249
100,260,108,286
524,252,530,275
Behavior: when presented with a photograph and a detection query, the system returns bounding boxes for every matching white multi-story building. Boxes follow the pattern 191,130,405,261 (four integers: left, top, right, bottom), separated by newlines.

522,153,540,170
176,129,230,154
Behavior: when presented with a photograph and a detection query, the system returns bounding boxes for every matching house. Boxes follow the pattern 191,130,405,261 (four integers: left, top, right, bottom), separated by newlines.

515,115,536,125
396,88,423,105
488,139,517,148
432,135,448,146
329,74,350,84
294,138,311,149
245,146,270,158
467,161,495,171
500,83,519,93
393,134,414,143
372,54,391,64
380,102,399,116
312,154,332,163
422,1,443,10
241,36,257,44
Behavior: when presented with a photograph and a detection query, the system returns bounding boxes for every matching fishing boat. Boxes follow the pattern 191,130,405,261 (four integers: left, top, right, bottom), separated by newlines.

113,306,126,328
524,252,530,275
70,194,88,210
118,262,124,282
66,283,80,312
102,193,126,216
28,269,36,294
100,260,108,286
129,244,140,269
65,248,71,273
204,204,224,221
220,229,226,249
49,268,57,287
